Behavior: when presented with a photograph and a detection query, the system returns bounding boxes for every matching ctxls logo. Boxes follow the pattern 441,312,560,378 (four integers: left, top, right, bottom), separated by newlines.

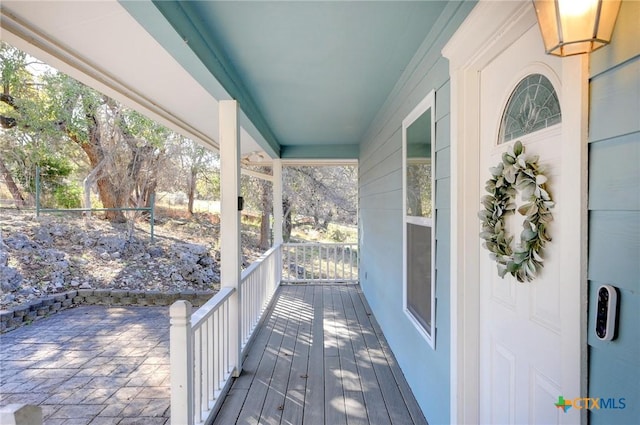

555,396,626,412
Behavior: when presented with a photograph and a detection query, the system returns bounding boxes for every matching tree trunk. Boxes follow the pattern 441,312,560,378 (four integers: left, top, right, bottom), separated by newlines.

259,178,271,250
0,156,25,207
187,167,197,216
71,120,126,222
283,198,292,242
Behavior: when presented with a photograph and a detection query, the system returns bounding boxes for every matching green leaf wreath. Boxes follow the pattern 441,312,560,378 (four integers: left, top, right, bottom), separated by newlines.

479,140,554,283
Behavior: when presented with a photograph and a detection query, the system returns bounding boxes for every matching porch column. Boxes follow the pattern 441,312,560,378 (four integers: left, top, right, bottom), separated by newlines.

219,100,242,375
272,159,283,245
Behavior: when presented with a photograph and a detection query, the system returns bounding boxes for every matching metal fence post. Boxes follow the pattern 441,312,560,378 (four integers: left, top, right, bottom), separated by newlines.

35,166,40,218
150,192,155,242
170,300,193,425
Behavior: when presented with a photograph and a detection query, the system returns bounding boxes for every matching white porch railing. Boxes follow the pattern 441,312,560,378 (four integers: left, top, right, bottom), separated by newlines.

170,288,236,425
169,242,357,425
170,245,281,425
239,245,281,355
281,242,358,283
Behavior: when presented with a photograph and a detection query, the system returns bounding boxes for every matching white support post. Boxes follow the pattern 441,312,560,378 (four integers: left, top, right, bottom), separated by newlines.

170,300,193,425
272,159,283,245
219,100,241,376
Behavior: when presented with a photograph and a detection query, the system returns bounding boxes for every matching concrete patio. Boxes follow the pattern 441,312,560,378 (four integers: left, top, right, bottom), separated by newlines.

0,306,170,424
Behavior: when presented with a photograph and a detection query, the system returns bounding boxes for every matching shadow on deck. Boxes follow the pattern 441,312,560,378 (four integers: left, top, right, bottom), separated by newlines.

213,284,428,425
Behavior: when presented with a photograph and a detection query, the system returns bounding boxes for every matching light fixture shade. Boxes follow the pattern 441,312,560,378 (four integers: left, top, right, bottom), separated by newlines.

532,0,622,56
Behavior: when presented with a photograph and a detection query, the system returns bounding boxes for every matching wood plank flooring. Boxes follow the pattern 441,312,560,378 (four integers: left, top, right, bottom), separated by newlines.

213,285,428,425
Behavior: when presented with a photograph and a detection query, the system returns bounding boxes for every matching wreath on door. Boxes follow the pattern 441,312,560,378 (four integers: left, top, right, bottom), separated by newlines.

478,141,554,282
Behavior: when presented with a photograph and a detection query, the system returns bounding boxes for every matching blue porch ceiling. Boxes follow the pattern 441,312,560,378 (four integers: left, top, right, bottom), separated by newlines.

145,1,449,159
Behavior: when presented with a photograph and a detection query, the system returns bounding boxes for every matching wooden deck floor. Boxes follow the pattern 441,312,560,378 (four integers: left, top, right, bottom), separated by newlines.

213,284,428,425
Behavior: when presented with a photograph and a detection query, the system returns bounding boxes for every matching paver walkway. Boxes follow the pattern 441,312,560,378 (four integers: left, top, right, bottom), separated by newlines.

0,306,170,425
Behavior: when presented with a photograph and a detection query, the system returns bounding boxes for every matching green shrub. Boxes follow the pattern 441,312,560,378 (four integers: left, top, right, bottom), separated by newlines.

331,228,347,242
53,183,82,208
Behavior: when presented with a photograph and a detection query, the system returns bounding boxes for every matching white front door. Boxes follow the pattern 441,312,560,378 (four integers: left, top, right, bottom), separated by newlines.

478,24,581,424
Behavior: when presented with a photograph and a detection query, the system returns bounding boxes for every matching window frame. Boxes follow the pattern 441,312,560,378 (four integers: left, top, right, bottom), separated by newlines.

402,90,436,348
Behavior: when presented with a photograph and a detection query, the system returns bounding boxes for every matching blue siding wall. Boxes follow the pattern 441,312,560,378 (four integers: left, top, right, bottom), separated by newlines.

588,1,640,423
357,3,473,424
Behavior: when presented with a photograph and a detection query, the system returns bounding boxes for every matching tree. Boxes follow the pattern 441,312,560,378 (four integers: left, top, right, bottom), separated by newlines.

283,165,357,233
1,43,181,221
1,43,83,208
258,171,272,250
0,155,24,207
240,166,273,250
0,43,38,206
169,135,218,216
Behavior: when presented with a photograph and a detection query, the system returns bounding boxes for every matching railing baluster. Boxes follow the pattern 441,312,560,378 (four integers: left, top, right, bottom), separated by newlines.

341,246,345,279
225,300,230,378
195,327,203,422
350,245,354,280
206,317,213,405
216,308,221,390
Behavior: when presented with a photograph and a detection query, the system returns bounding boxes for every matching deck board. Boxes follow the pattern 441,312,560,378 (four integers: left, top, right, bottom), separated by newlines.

213,284,428,425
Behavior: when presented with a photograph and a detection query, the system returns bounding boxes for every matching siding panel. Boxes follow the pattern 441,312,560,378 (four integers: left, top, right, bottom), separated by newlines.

436,114,451,151
588,211,640,290
357,4,476,424
589,210,640,292
589,59,640,142
360,148,401,191
587,4,640,424
591,0,640,77
436,177,451,208
588,132,640,211
360,169,401,199
588,347,640,424
435,80,451,122
360,129,401,178
435,147,451,179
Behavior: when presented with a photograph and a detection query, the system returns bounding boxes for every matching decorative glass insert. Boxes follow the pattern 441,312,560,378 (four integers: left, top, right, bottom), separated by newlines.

498,74,561,144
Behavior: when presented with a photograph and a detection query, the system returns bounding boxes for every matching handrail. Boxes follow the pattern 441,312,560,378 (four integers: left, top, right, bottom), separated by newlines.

190,286,235,329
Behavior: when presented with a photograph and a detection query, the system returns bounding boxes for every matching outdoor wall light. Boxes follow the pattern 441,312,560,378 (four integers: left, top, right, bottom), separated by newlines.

241,151,266,164
532,0,621,56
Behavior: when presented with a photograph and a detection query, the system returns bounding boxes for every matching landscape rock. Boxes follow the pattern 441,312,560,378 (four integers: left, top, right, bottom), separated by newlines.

0,210,258,309
34,227,54,245
4,233,36,251
0,267,23,292
97,236,126,253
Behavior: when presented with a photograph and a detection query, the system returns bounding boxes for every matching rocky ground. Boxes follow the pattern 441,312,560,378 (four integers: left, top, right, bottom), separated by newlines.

0,208,264,309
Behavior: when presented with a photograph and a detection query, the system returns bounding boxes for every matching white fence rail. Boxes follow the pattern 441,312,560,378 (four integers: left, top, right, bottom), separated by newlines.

239,245,281,356
170,245,282,425
281,242,358,283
